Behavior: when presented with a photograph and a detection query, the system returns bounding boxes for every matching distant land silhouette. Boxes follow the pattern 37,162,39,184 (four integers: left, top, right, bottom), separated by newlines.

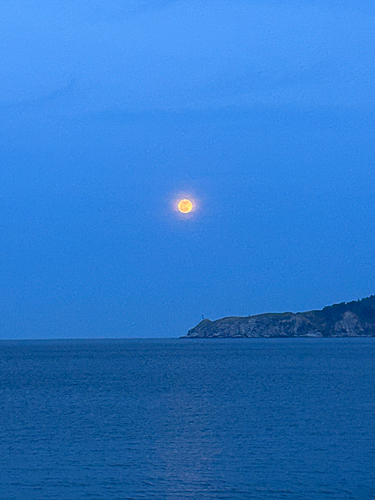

184,295,375,338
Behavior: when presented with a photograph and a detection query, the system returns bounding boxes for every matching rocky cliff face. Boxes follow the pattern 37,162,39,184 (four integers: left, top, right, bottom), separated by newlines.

184,296,375,338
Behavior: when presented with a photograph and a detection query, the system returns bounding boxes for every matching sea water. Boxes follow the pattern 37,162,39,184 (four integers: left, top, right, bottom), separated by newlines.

0,338,374,500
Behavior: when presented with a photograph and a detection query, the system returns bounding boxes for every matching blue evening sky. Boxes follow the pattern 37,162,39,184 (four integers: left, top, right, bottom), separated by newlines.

1,1,374,338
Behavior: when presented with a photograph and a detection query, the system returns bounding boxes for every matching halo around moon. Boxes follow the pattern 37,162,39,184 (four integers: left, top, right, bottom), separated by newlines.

178,199,193,214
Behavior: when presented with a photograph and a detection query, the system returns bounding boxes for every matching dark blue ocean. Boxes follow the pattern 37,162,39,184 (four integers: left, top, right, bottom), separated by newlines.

1,339,374,500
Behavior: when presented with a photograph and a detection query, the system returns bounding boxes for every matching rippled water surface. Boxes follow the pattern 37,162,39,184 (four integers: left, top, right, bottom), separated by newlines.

1,338,374,499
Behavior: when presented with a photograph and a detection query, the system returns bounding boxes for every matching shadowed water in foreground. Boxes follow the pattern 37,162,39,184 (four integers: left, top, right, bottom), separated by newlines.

1,338,374,499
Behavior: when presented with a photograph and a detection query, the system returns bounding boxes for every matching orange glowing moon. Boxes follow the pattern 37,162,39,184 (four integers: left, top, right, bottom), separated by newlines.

178,199,193,213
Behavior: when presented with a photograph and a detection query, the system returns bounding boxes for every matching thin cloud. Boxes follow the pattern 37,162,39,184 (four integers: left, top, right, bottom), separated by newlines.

0,1,373,110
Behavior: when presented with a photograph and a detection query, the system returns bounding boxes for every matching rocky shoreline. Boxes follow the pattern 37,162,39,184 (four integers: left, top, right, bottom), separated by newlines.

184,295,375,338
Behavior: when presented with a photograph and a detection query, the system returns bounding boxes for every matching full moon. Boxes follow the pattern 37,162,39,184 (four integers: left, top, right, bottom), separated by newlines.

178,199,193,213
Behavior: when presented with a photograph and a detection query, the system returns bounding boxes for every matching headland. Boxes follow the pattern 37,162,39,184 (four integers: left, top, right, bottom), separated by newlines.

184,295,375,338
